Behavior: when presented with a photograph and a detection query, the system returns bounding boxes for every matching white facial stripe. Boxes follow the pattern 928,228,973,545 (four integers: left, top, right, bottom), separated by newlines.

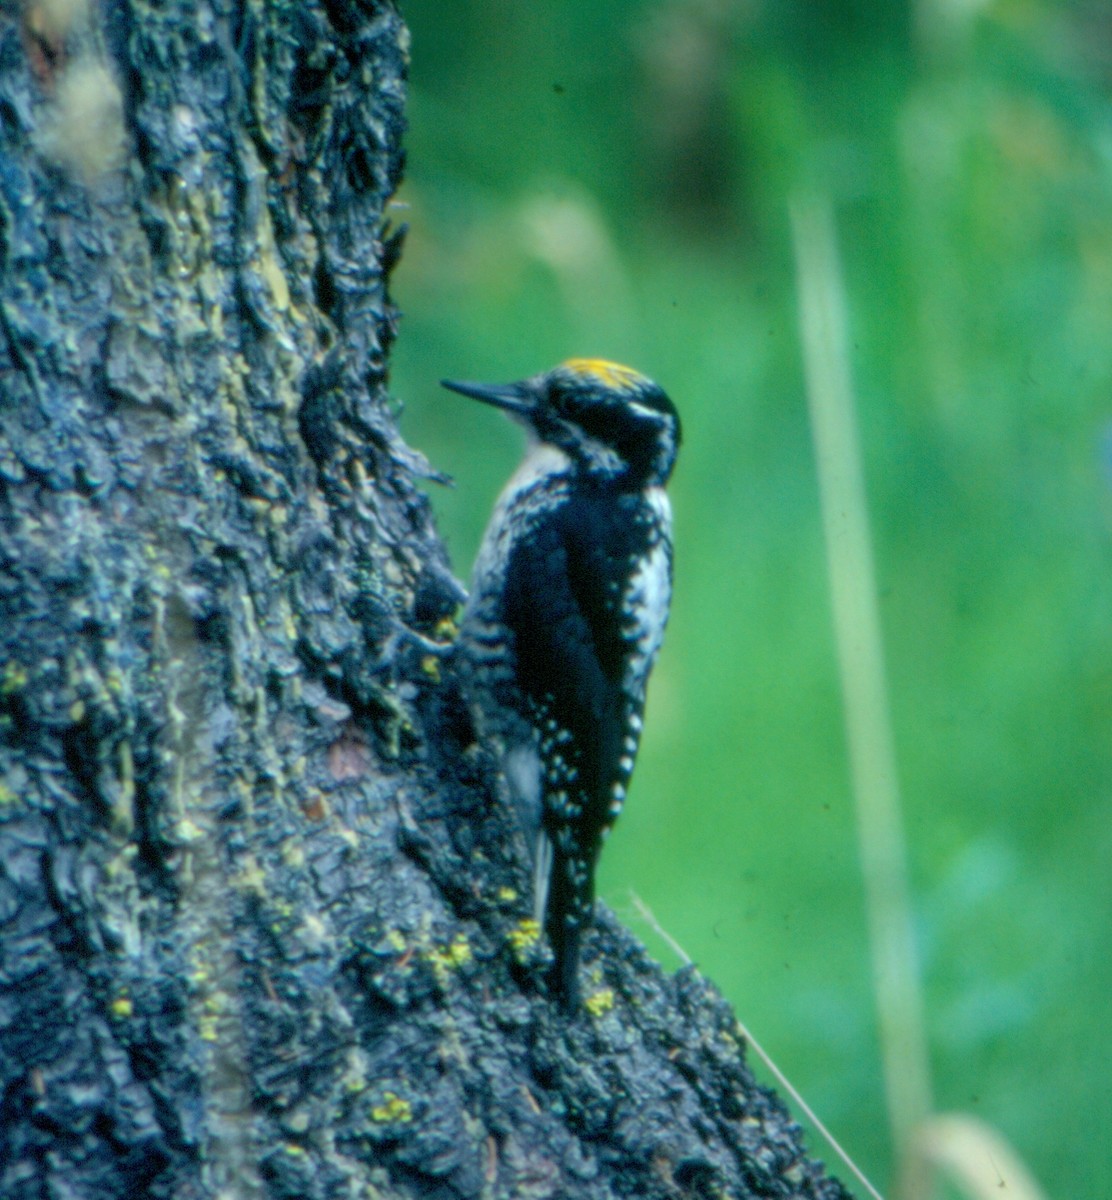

579,435,624,475
627,400,666,421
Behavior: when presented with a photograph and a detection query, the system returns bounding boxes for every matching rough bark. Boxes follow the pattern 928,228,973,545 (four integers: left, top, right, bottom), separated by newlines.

0,2,855,1198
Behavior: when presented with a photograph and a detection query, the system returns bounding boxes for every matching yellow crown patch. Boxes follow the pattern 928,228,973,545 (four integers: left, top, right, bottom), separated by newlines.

560,358,647,391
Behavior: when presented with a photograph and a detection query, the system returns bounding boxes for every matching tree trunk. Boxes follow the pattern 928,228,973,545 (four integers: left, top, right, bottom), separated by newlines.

0,2,854,1197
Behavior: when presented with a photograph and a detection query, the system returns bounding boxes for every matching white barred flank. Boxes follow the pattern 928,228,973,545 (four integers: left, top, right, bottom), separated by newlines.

621,486,672,693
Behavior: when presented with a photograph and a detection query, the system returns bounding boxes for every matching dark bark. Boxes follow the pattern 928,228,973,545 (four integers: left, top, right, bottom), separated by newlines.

0,2,855,1198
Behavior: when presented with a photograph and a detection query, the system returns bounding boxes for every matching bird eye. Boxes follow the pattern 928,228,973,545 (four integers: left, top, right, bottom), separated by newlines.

548,381,585,419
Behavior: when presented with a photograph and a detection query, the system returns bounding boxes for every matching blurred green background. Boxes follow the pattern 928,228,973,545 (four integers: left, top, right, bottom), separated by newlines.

388,1,1112,1194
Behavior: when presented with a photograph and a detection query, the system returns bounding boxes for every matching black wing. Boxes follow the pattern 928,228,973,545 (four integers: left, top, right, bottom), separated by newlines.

499,485,666,1004
500,487,641,827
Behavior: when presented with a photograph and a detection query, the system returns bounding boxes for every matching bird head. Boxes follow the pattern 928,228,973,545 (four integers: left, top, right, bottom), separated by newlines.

442,358,681,487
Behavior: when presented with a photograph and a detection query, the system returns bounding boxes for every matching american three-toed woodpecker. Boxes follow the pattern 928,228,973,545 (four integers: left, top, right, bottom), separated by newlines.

442,358,681,1008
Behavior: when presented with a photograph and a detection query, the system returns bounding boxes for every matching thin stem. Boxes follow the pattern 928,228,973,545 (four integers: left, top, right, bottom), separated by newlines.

789,194,933,1191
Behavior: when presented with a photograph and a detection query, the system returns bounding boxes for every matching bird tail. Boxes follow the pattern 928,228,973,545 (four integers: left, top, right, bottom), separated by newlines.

539,837,594,1011
550,914,582,1011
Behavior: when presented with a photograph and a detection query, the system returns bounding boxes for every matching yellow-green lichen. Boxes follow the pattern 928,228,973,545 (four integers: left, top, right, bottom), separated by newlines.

1,662,27,695
584,988,615,1017
110,995,133,1018
427,934,471,977
433,617,459,642
371,1092,412,1124
506,918,540,961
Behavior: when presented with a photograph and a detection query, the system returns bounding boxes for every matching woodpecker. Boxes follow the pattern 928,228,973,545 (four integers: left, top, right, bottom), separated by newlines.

442,358,680,1009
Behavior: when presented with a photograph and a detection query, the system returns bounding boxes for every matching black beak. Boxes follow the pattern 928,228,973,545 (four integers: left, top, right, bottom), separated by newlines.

440,378,535,417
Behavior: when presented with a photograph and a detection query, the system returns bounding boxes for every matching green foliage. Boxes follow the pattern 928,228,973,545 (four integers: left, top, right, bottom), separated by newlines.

393,1,1112,1192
